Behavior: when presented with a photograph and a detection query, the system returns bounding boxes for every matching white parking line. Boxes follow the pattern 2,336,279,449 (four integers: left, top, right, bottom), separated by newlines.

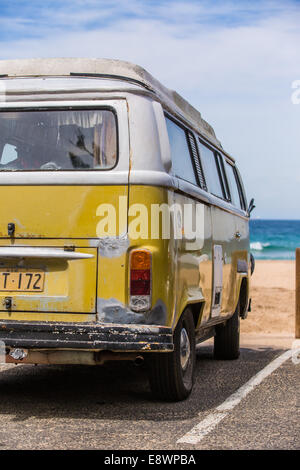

177,349,293,445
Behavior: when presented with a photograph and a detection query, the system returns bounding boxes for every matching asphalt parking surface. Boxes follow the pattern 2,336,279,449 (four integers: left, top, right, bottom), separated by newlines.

0,339,298,450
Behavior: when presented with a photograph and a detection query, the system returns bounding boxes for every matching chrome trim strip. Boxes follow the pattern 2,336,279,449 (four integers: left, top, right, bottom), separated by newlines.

176,177,249,219
0,247,93,260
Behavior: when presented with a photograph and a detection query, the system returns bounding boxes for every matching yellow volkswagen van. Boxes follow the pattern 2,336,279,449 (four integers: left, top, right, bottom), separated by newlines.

0,58,250,401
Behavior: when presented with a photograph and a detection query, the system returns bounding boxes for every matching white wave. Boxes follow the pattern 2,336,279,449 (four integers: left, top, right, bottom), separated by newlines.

250,242,271,251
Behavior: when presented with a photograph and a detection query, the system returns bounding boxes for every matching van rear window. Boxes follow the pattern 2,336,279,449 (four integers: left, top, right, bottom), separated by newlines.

0,109,117,171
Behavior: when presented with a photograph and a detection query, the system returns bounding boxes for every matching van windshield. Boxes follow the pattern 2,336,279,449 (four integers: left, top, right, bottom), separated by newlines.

0,109,117,171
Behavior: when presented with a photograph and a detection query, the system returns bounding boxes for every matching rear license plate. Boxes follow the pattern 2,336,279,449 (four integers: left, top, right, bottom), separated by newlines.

0,269,45,292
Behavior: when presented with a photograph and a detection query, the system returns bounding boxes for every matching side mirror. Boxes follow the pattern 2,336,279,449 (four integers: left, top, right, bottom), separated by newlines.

248,198,255,216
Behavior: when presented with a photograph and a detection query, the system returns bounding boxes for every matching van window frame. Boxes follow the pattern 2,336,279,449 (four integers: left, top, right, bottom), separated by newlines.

215,151,231,202
0,105,119,172
234,165,247,211
162,110,248,217
224,158,246,210
164,113,200,188
197,138,228,201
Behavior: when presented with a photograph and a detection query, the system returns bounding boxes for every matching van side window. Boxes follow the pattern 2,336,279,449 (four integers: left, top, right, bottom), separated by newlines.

225,162,241,207
198,140,224,198
165,117,197,185
235,167,247,210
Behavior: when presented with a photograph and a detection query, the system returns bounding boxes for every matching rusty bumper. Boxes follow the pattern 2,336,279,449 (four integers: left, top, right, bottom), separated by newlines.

0,320,174,352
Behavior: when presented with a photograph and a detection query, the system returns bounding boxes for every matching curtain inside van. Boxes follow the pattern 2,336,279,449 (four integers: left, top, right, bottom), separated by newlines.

0,109,117,171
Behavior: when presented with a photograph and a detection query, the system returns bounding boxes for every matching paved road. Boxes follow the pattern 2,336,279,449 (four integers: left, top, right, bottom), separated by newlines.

0,337,298,450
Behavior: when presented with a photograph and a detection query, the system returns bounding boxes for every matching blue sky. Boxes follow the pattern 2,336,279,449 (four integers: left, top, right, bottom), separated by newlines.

0,0,300,218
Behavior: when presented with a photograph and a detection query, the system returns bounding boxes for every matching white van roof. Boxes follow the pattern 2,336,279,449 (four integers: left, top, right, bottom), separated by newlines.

0,58,222,147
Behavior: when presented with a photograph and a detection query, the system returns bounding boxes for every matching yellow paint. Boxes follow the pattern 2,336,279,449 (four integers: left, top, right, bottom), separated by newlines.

0,186,128,239
0,312,94,322
128,186,248,330
127,186,176,327
0,183,248,330
0,248,97,313
0,185,127,323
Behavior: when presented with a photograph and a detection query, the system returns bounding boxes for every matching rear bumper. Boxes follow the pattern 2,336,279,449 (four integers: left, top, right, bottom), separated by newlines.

0,320,174,352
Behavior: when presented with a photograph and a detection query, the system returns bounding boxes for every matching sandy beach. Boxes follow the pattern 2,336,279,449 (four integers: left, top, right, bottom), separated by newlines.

241,260,295,341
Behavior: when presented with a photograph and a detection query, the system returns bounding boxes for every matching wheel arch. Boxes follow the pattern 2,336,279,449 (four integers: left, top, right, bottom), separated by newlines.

238,276,249,319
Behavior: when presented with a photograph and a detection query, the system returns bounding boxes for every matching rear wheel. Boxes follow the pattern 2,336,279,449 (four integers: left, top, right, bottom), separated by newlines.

147,308,196,401
214,300,240,360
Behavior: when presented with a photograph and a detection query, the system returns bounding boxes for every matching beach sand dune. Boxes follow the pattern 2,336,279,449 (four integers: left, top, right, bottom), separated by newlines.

241,260,294,335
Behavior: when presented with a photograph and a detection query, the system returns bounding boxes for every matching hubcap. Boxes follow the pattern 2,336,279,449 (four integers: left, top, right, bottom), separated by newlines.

180,328,191,371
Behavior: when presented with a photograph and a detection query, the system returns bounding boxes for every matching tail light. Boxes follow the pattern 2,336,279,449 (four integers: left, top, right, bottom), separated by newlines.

130,249,152,312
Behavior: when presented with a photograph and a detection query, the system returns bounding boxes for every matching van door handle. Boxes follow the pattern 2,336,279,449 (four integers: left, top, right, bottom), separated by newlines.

235,231,241,240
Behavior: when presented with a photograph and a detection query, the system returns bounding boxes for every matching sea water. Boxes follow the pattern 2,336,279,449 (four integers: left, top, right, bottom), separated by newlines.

250,219,300,260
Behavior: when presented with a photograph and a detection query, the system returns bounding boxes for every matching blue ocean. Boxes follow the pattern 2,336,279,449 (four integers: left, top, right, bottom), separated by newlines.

250,220,300,260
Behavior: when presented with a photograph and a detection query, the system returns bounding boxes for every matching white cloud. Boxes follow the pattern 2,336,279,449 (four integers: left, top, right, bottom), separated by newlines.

0,0,299,217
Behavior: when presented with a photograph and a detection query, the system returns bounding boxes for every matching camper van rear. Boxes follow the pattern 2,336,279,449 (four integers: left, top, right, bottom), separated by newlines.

0,59,250,401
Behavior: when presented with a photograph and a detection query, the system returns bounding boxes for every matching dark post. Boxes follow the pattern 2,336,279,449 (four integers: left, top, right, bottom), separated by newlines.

296,248,300,338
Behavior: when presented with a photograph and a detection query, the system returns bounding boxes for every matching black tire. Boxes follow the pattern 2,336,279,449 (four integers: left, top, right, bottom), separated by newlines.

147,308,196,401
214,301,240,360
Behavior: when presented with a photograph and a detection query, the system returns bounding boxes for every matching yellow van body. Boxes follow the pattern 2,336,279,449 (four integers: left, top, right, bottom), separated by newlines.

0,59,250,400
